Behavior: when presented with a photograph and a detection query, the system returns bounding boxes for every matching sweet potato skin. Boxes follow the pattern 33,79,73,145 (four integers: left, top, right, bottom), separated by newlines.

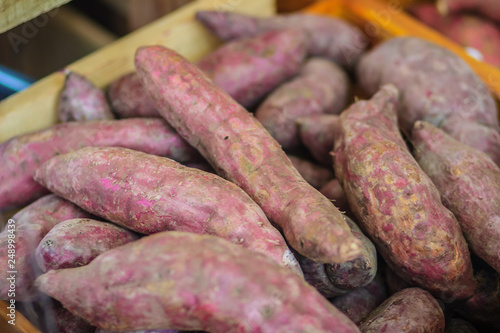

359,288,445,333
440,0,500,22
320,178,350,213
0,118,200,210
135,45,362,264
412,121,500,274
59,71,114,122
36,218,139,272
255,58,348,150
195,11,368,69
107,72,159,118
288,155,334,189
36,232,361,333
198,29,307,108
333,84,475,299
297,114,339,165
0,195,91,300
35,147,301,273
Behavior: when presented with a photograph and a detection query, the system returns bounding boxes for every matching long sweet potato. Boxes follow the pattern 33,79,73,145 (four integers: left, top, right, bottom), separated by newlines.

412,121,500,274
255,58,348,150
135,45,361,264
35,147,301,273
197,29,307,108
36,232,361,333
333,84,474,299
297,114,340,165
36,218,139,272
288,155,334,189
438,0,500,22
0,195,91,300
195,11,368,69
0,118,200,210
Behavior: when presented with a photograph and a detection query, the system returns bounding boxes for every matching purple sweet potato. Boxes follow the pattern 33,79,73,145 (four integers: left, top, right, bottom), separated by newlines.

356,37,499,137
0,195,91,300
331,274,388,325
288,155,334,189
35,147,301,274
36,218,139,272
36,232,361,333
439,0,500,22
0,118,200,210
444,319,478,333
255,58,348,150
135,45,362,264
297,114,340,165
195,11,368,69
107,72,159,118
197,29,307,108
59,71,114,122
320,178,350,213
412,121,500,274
333,84,475,299
359,288,445,332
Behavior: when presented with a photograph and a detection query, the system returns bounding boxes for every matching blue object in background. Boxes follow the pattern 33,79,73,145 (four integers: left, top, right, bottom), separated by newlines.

0,65,35,100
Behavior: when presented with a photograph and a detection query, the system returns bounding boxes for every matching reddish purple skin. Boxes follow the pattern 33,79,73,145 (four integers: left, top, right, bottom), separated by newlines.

197,29,307,108
59,71,115,122
333,84,475,299
195,11,368,69
298,114,340,166
320,178,350,213
331,274,388,325
36,232,361,333
0,118,201,210
356,37,499,136
107,72,159,118
36,218,139,272
359,288,445,332
444,319,478,333
440,0,500,22
0,195,91,300
288,155,334,189
135,45,362,264
35,147,301,273
255,58,348,150
412,121,500,274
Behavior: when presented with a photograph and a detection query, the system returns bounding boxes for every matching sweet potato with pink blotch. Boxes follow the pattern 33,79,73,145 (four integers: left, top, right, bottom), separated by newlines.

35,147,301,273
333,84,474,299
297,114,340,165
288,155,334,189
135,45,362,264
197,29,307,108
36,218,139,272
36,232,361,333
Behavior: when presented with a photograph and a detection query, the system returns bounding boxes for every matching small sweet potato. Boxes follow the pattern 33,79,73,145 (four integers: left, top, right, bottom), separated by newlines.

135,45,362,264
35,147,301,274
333,84,475,299
359,288,445,332
107,72,159,118
288,155,334,189
36,218,139,272
297,114,339,165
59,70,114,122
255,58,348,150
197,29,307,108
445,319,478,333
438,0,500,22
319,178,350,213
0,195,91,300
412,121,500,274
195,11,368,69
0,118,200,210
36,232,361,333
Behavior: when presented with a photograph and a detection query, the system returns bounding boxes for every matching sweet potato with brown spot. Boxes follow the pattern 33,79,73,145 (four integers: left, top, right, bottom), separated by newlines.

438,0,500,22
288,155,334,189
320,178,350,213
0,118,201,210
59,71,114,122
197,29,307,108
195,11,368,69
36,232,361,333
107,73,159,118
445,319,478,333
297,114,340,165
36,218,139,272
0,195,91,300
412,121,500,274
255,58,348,150
35,147,301,274
359,288,445,332
333,84,474,299
135,45,362,264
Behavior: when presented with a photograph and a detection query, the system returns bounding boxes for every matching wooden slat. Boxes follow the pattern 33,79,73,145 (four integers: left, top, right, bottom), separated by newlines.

0,0,275,143
0,301,41,333
0,0,71,33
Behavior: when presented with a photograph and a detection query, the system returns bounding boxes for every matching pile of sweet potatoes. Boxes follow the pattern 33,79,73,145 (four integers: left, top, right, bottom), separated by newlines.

1,8,500,333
